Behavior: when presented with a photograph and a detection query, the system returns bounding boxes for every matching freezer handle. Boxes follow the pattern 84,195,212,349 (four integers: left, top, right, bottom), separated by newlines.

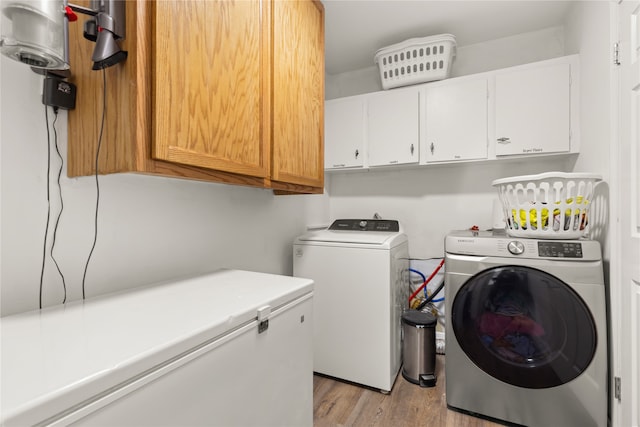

257,305,271,333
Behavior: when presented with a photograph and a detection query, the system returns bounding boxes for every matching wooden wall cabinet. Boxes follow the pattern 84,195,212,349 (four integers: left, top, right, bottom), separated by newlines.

68,0,324,194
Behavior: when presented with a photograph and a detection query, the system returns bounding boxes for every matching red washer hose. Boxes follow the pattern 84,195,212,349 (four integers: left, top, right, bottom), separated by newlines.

408,258,445,304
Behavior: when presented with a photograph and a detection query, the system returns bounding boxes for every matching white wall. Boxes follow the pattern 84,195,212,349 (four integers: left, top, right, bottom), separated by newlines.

325,4,612,262
452,26,567,78
2,2,612,318
326,26,567,99
563,1,613,259
328,160,575,258
0,57,330,317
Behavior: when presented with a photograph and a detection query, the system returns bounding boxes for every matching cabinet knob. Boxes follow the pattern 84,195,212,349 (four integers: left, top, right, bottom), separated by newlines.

430,142,435,155
355,149,359,159
497,137,511,144
410,144,414,155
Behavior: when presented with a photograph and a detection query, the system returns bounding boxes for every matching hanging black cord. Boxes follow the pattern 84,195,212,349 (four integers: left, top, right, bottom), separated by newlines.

50,107,67,303
81,69,106,300
416,280,446,311
39,104,53,309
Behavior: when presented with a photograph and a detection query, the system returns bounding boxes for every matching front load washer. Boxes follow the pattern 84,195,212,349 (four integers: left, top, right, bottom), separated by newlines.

444,230,607,427
293,219,409,392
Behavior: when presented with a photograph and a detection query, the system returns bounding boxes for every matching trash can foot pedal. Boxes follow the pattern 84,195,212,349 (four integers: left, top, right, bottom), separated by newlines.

419,373,437,388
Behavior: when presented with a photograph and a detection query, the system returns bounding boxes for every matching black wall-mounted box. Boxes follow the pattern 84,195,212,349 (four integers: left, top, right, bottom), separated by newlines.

42,76,77,110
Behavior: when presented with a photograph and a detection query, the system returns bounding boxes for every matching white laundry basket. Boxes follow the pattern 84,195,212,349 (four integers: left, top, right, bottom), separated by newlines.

374,34,456,90
492,172,602,239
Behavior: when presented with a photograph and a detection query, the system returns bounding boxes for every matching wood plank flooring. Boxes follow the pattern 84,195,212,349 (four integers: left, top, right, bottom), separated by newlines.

313,355,503,427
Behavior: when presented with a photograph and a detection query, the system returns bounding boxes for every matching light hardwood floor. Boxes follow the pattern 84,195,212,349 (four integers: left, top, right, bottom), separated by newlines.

313,355,503,427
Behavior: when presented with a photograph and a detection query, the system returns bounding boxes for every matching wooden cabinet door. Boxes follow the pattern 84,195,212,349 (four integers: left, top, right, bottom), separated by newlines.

152,0,269,178
423,78,488,163
324,97,366,169
494,62,571,156
272,0,324,188
367,88,420,167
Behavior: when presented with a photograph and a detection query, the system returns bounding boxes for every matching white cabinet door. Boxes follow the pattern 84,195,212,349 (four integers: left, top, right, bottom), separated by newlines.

423,78,488,163
325,97,366,169
367,88,420,166
494,62,571,156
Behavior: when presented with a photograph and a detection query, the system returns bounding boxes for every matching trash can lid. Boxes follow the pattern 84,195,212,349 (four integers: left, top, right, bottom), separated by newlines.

402,309,437,327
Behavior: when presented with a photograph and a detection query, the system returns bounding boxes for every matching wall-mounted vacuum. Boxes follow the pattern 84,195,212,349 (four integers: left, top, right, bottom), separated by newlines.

0,0,69,70
0,0,127,73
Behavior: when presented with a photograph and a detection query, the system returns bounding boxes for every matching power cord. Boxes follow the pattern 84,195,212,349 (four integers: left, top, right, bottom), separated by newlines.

39,105,53,309
50,107,67,303
40,105,67,308
81,69,106,300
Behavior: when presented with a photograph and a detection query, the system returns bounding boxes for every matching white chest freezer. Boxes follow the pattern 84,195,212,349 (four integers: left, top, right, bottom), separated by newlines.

0,269,314,427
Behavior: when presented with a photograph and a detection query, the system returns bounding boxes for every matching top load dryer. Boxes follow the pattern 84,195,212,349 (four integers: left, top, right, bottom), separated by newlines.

293,219,409,392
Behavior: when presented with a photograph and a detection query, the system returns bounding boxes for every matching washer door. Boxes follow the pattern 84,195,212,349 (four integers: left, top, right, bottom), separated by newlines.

451,265,597,389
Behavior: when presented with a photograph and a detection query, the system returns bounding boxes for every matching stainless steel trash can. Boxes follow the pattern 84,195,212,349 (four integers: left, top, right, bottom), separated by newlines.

401,309,437,387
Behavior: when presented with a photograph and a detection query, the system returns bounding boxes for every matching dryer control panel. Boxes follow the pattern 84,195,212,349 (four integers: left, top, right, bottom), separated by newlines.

538,241,583,258
444,230,601,261
329,219,400,232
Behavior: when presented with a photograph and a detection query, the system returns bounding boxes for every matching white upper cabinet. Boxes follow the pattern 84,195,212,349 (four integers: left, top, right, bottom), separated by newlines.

494,60,573,156
325,96,367,169
422,77,488,163
367,88,420,166
324,55,579,171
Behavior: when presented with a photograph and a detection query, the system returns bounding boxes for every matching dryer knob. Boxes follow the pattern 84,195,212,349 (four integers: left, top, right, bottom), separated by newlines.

359,220,368,229
507,241,525,255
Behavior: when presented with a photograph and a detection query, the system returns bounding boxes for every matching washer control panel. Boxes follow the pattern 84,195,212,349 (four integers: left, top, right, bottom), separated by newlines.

537,241,583,258
329,219,400,232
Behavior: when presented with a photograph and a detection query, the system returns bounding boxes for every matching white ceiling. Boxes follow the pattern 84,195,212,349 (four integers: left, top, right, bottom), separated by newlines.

323,0,576,75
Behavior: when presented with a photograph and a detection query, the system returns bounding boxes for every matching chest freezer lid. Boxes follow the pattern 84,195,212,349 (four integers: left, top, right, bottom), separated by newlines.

0,269,313,426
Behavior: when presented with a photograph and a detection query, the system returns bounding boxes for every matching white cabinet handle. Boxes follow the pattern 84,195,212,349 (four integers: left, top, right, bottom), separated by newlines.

497,137,511,144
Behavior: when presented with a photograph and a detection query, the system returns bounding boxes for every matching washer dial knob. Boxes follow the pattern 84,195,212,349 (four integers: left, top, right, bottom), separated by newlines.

359,220,368,229
507,240,525,255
